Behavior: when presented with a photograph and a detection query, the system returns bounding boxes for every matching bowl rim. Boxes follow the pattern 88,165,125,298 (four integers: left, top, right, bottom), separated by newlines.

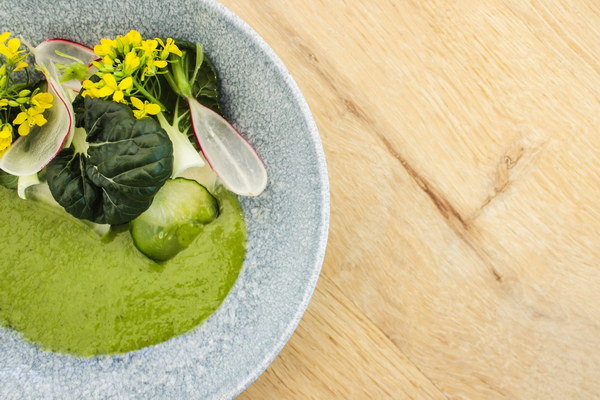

211,2,330,398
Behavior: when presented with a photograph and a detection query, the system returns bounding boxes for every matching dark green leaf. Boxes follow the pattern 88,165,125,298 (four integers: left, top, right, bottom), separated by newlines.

0,170,18,190
47,98,174,224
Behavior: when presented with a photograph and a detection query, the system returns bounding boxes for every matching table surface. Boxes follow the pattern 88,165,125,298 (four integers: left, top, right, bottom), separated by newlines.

218,1,600,398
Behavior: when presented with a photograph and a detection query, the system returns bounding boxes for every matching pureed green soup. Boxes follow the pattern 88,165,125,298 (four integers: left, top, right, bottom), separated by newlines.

0,185,246,356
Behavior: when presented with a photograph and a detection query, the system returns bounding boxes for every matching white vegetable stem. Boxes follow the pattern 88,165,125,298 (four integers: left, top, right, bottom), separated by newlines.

17,174,40,200
156,112,205,178
188,97,267,196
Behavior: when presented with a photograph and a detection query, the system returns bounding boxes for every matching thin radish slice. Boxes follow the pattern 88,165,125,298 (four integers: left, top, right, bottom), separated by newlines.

0,40,93,175
188,97,267,196
0,71,73,176
33,39,98,92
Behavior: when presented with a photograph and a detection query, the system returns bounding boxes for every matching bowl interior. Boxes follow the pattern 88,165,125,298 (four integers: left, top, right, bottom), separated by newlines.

0,0,329,398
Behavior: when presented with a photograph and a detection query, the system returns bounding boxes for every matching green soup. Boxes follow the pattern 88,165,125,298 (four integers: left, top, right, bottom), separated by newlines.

0,185,246,356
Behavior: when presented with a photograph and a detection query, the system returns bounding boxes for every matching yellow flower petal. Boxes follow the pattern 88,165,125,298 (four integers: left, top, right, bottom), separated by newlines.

0,32,10,44
119,76,133,90
33,114,47,127
113,90,124,103
13,60,28,72
0,125,12,139
31,92,54,109
28,106,44,116
18,123,30,136
94,38,116,57
96,86,114,98
123,51,141,73
102,73,118,90
130,97,144,110
133,109,145,119
137,39,158,56
145,103,161,115
13,112,27,125
82,80,95,89
153,59,167,68
124,30,142,47
7,38,21,53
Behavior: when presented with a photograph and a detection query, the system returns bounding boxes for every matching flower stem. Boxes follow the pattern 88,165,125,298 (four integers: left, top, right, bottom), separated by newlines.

133,79,165,110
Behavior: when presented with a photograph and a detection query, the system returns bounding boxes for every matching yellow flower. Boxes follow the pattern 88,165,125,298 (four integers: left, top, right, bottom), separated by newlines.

122,51,141,75
137,39,158,56
123,30,142,48
0,124,13,157
94,38,116,58
130,97,161,119
0,37,26,65
0,98,8,110
31,92,54,110
102,74,132,102
81,79,97,97
157,38,182,59
13,107,47,136
0,32,10,44
0,124,12,154
142,57,168,79
13,60,28,72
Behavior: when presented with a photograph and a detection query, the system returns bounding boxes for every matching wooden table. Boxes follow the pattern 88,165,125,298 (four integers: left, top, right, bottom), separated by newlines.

219,1,600,398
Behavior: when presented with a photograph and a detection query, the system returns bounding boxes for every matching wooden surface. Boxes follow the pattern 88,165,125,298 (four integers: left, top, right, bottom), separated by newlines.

218,1,600,399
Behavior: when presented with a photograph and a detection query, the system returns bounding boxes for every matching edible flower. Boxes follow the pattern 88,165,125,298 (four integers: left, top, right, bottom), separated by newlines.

122,30,143,49
0,36,27,68
0,124,12,156
136,39,159,56
122,51,141,75
102,74,132,102
31,92,53,110
13,106,48,136
157,38,182,59
83,32,184,109
93,38,117,58
131,97,161,119
0,32,54,156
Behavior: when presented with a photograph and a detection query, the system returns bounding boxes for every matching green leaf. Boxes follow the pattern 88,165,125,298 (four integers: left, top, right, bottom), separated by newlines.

0,170,18,190
46,98,174,224
158,40,222,148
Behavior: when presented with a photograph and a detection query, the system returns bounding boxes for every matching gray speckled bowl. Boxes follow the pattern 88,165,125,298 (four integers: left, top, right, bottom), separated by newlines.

0,1,329,398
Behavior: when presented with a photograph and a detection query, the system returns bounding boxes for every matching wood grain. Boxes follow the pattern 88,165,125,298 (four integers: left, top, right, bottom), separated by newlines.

219,0,600,398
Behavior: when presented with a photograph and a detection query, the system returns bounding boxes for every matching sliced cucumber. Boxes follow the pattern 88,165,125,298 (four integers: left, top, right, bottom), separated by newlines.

130,178,219,261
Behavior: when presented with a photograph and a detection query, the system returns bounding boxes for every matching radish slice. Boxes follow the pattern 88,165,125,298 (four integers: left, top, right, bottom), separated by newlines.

0,70,73,176
188,97,267,196
0,39,93,176
32,39,97,92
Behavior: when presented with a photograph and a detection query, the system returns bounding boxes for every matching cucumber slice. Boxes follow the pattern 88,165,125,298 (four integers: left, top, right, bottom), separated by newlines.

130,178,219,261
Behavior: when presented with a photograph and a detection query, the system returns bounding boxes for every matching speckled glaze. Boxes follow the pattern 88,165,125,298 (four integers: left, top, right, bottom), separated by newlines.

0,1,329,398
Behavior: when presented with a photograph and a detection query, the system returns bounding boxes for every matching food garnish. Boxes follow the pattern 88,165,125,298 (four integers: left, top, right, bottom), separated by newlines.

0,30,267,260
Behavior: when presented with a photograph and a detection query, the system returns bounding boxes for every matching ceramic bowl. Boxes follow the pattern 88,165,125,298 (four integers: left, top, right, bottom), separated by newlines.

0,0,329,398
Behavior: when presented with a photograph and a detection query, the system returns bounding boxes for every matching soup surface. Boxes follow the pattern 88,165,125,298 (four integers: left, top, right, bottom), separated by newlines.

0,186,246,356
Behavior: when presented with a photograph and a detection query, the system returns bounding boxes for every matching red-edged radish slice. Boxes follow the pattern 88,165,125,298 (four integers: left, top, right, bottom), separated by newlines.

188,97,267,196
0,70,73,176
0,39,95,175
32,39,98,92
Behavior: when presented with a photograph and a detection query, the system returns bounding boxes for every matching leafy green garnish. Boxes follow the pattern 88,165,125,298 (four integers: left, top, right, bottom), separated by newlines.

0,170,17,189
46,97,173,224
157,40,222,144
